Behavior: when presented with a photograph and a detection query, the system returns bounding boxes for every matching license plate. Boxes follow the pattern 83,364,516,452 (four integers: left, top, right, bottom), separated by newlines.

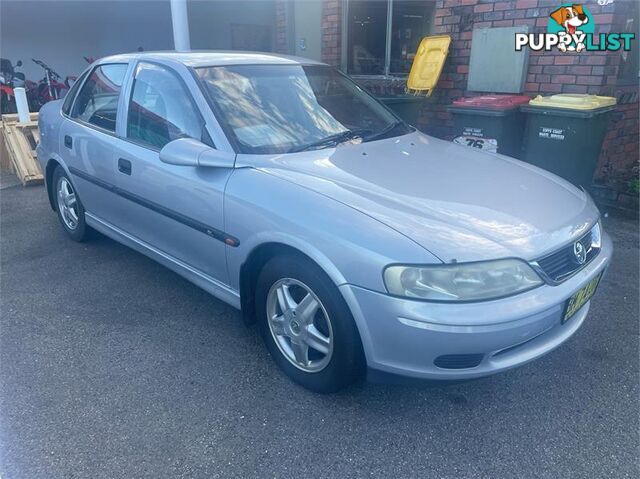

562,272,603,322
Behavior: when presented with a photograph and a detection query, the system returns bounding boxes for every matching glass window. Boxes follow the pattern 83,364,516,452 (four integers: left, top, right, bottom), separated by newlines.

127,62,204,150
71,64,128,132
346,0,435,76
347,1,388,75
390,1,435,74
196,64,411,155
62,69,90,115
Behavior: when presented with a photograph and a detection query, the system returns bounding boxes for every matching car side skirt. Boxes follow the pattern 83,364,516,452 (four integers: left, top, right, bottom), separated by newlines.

85,212,241,310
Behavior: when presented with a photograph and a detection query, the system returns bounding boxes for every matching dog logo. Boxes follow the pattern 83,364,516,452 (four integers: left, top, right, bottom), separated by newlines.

515,3,634,53
573,241,587,264
549,4,590,52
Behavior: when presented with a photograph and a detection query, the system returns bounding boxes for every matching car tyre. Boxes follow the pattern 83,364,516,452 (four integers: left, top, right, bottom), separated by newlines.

255,254,365,393
53,166,90,242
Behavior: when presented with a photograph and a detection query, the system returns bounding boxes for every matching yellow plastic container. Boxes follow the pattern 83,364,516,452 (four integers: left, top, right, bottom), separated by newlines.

528,93,616,110
407,35,451,97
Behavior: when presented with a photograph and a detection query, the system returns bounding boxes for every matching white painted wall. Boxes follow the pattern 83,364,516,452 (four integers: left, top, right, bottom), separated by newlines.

188,1,276,51
0,1,173,80
0,0,276,83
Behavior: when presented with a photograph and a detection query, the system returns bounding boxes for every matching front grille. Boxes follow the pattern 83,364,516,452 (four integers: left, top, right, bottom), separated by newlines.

535,227,600,283
434,354,484,369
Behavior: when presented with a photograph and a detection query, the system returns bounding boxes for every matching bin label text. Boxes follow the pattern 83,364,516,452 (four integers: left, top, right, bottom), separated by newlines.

538,127,565,140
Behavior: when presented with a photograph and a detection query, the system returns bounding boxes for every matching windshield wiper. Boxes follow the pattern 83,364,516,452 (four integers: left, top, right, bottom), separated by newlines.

363,120,408,142
288,128,369,153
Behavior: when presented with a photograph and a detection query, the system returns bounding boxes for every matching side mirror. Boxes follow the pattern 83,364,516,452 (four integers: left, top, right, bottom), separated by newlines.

159,138,235,168
16,60,22,67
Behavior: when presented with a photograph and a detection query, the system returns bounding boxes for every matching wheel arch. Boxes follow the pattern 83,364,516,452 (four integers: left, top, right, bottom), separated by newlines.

238,241,347,325
45,158,64,211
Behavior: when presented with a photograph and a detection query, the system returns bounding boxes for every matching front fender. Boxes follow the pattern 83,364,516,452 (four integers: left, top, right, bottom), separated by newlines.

224,168,439,294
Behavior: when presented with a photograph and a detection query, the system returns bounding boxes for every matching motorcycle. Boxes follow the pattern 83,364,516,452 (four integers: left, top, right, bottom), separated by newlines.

0,58,24,114
27,59,77,110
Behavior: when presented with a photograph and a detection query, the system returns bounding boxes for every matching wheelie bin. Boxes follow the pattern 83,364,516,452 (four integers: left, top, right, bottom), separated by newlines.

520,94,616,187
448,95,531,158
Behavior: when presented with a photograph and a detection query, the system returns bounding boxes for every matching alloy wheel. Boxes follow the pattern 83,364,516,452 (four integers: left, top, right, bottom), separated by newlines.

57,176,79,230
266,278,334,372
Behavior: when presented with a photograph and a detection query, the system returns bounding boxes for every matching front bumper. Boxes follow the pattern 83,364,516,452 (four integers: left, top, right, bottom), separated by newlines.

340,232,613,380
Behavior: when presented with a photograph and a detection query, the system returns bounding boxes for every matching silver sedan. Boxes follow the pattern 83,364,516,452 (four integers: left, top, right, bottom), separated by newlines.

37,52,612,392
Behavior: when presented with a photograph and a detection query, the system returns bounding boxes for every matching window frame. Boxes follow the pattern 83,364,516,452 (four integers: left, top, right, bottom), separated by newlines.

124,60,211,152
341,0,435,78
66,62,129,136
61,68,91,116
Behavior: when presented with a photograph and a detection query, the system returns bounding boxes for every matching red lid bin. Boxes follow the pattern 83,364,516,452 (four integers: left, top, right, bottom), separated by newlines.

447,94,531,158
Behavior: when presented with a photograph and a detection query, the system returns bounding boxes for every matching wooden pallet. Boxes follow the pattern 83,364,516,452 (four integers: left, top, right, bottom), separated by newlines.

0,113,43,185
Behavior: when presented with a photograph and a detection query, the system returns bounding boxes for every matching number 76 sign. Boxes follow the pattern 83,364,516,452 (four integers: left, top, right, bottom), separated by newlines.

453,136,498,153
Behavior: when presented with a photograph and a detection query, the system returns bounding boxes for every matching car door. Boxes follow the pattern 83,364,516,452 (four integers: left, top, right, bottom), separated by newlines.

59,63,129,224
111,61,233,285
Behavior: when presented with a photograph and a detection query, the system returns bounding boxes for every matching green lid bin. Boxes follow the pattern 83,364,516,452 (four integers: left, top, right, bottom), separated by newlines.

520,94,616,187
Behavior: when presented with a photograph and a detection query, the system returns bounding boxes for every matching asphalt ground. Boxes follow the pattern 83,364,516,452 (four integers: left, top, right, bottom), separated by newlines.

1,184,638,478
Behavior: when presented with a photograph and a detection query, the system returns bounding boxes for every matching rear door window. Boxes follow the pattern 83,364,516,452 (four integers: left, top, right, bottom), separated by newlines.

71,64,128,132
61,69,90,115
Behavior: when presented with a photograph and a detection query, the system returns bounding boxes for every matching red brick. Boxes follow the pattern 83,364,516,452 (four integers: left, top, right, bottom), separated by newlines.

551,74,576,84
540,83,562,92
535,17,548,27
577,75,602,85
586,56,607,65
516,0,538,9
554,56,578,65
435,8,452,17
457,64,469,73
493,2,511,11
442,15,461,24
562,84,589,94
474,4,493,13
525,82,539,91
568,65,592,75
514,18,537,27
538,56,555,65
493,20,514,27
535,74,551,82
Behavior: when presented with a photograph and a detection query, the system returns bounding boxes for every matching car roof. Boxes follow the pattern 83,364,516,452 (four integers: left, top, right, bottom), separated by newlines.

98,51,327,68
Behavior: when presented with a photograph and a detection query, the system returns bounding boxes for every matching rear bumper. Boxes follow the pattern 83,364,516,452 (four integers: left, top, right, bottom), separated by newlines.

340,233,613,380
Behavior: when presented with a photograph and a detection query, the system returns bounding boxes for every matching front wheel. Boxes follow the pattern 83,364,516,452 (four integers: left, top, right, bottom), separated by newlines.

255,255,365,393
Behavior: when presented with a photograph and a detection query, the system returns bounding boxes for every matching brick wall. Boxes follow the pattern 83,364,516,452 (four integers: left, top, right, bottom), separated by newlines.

314,0,638,189
321,0,342,65
427,0,639,189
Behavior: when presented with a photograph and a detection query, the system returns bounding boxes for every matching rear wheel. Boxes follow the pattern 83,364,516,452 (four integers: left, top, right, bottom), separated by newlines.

255,255,365,393
53,166,90,242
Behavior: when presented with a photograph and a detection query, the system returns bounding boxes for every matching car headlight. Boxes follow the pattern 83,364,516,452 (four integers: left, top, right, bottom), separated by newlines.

383,259,543,302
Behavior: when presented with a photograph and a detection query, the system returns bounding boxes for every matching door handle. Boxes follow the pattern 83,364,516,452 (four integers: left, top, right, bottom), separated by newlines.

64,135,72,149
118,158,132,175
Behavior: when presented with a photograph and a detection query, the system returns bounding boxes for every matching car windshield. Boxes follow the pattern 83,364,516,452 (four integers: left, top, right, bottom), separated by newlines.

195,64,412,154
